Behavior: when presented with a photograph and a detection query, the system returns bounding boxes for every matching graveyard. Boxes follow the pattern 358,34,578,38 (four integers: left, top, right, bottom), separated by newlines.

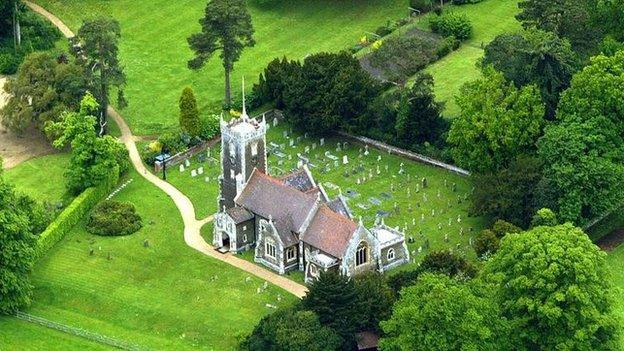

165,116,485,268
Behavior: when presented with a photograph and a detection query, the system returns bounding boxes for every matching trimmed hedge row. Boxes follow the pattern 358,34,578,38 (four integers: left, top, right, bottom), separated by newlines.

35,182,110,260
585,205,624,242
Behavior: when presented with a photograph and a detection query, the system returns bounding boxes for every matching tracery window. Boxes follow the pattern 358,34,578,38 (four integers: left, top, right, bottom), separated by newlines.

356,242,368,266
266,242,276,259
286,247,296,261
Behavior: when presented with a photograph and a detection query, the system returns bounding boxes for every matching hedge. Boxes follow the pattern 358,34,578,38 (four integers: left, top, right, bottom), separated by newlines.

35,181,111,260
584,204,624,242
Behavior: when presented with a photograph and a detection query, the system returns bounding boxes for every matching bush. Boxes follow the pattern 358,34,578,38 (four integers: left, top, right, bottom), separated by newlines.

410,0,434,13
87,200,142,236
199,114,220,141
157,130,186,154
429,12,473,41
36,182,111,260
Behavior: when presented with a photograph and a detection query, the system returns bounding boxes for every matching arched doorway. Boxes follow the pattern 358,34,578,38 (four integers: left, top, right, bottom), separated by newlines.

222,233,230,250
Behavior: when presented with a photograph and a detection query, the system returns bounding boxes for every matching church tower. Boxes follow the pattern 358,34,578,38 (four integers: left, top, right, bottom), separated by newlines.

218,80,267,210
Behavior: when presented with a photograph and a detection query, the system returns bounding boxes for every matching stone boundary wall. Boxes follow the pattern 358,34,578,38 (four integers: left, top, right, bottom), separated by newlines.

337,132,470,176
15,311,143,351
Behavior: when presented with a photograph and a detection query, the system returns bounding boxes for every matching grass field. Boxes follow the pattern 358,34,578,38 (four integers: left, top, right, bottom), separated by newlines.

607,246,624,346
34,0,410,135
4,153,71,205
418,0,521,116
25,168,296,350
0,317,112,350
168,118,485,268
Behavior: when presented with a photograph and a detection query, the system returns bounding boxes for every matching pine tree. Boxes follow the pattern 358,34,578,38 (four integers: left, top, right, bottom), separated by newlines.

179,86,200,137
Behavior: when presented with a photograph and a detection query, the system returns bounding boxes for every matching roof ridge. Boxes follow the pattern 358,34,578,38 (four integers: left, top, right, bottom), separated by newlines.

318,204,357,228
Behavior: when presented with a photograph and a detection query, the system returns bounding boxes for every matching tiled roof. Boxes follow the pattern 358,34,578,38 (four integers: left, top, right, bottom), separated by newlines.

236,169,318,235
281,168,315,192
327,196,352,219
226,206,254,224
303,205,358,259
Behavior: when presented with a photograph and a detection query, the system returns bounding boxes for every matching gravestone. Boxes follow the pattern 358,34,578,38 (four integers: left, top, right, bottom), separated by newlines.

198,167,204,175
320,138,325,146
273,117,278,127
179,164,185,172
191,169,197,177
185,159,191,167
343,155,349,164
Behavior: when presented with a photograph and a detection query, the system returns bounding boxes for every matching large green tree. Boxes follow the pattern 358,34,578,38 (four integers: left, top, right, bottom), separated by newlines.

447,67,545,173
537,50,624,225
0,52,86,134
179,86,200,137
483,29,578,119
240,305,341,351
188,0,254,107
46,93,128,194
482,224,620,349
0,158,41,314
353,272,394,333
380,273,510,351
73,17,126,136
395,73,447,148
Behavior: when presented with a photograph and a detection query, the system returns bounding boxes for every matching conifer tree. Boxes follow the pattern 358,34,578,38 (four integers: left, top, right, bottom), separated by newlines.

179,86,200,137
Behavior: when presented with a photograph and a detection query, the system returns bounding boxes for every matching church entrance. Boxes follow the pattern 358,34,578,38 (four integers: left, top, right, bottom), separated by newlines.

221,233,230,250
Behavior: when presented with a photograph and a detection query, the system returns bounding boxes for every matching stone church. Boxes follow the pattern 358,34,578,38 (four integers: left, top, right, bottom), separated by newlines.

213,101,409,283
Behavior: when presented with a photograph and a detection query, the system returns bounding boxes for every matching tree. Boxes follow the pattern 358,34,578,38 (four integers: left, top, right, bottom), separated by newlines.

240,305,341,351
0,158,40,314
283,52,380,135
73,17,126,136
471,155,542,227
530,208,558,227
0,0,21,50
253,56,301,109
301,270,358,349
516,0,602,54
353,272,394,333
482,224,620,349
447,67,545,173
483,29,578,119
395,73,447,148
46,93,128,194
179,86,200,137
537,51,624,225
419,249,476,279
188,0,255,108
0,52,87,135
380,273,510,351
474,220,522,258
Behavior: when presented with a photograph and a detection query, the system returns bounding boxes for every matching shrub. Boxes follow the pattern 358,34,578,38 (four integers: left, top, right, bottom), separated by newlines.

157,130,186,154
199,114,220,141
87,200,142,236
474,229,499,258
410,0,434,13
429,12,473,41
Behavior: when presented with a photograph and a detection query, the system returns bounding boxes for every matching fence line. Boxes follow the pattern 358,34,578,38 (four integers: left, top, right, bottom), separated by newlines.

15,311,144,351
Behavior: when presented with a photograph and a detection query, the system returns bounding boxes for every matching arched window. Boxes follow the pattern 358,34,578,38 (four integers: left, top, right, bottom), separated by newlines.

356,242,368,266
387,248,395,261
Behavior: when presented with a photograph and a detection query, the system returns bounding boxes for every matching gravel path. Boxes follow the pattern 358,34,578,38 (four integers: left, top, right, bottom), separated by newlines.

27,1,307,298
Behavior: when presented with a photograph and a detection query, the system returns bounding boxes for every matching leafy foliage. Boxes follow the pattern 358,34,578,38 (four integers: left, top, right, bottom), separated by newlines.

530,208,558,228
188,0,254,106
482,224,620,349
87,200,142,236
353,272,394,333
429,12,473,41
474,220,522,258
73,18,127,136
483,29,578,119
537,51,624,225
448,67,546,173
179,86,200,137
253,56,301,109
380,273,509,351
46,93,128,194
0,52,87,135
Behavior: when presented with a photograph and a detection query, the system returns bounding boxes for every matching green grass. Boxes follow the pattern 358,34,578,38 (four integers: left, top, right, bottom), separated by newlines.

0,316,112,350
607,246,624,346
172,119,485,269
34,0,410,135
416,0,522,116
25,168,296,350
4,153,72,205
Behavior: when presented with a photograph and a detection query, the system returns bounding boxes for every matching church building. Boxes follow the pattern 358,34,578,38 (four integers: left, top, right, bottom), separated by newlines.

213,97,410,283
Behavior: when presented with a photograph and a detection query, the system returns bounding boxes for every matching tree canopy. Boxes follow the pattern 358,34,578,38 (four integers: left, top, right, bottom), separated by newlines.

179,86,200,137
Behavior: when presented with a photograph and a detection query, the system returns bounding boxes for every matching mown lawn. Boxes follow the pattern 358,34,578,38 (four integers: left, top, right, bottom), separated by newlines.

34,0,410,135
25,168,296,350
607,246,624,346
0,316,112,350
4,153,72,205
171,118,485,269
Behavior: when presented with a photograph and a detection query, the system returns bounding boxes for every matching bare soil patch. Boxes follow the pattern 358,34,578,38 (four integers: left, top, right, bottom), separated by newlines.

596,228,624,251
0,77,56,170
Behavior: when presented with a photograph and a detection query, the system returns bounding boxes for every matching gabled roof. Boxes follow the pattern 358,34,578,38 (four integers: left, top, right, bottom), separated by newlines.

327,195,353,219
280,167,316,192
236,169,318,234
303,205,358,259
226,206,254,224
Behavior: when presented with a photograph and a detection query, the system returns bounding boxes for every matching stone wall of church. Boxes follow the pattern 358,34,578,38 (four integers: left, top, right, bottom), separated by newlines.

234,219,256,252
379,242,409,269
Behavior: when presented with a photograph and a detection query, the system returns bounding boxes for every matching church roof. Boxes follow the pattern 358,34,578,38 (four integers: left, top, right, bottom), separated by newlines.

327,196,353,219
303,205,358,259
235,169,318,235
226,206,254,224
280,167,316,192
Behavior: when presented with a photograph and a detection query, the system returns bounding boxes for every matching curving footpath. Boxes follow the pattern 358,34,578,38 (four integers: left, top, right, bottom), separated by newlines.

26,1,307,298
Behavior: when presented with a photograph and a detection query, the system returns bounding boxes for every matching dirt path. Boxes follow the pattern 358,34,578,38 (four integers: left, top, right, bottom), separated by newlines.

28,1,307,298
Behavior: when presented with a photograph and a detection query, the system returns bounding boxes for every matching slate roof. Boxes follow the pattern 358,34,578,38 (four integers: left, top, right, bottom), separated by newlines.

327,196,353,219
236,169,318,235
226,207,254,224
303,205,358,259
281,168,315,192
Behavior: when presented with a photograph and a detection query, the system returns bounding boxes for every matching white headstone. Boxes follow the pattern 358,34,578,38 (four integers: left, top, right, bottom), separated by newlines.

273,118,278,127
179,164,185,172
191,169,197,177
364,145,369,156
205,176,210,182
198,167,204,175
304,146,310,153
289,139,294,147
185,159,190,167
343,155,349,164
297,160,303,168
320,138,325,146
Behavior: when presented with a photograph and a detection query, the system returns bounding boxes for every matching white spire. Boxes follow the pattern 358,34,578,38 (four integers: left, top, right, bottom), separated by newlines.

241,76,248,121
